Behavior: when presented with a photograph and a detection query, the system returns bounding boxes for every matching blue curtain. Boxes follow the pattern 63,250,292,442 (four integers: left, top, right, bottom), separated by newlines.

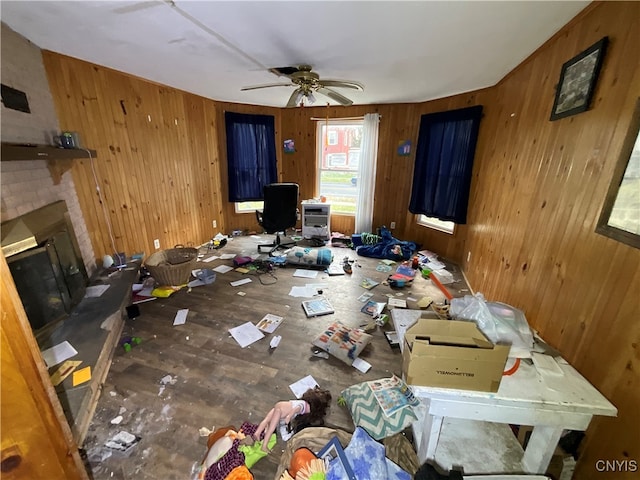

409,105,483,224
225,112,277,202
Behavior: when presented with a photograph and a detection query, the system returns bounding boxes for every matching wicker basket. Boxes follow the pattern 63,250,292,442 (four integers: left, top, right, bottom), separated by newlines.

144,247,198,286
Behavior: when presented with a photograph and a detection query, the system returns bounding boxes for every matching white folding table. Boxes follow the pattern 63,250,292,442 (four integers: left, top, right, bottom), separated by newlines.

391,309,617,475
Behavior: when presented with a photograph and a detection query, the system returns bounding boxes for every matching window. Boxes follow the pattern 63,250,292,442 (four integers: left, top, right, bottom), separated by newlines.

236,201,264,214
348,149,360,168
327,153,347,167
317,120,363,215
409,105,483,224
417,215,455,234
224,112,277,205
596,98,640,249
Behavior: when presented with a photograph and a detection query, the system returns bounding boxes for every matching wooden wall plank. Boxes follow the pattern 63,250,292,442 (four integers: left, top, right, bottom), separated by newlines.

43,54,231,255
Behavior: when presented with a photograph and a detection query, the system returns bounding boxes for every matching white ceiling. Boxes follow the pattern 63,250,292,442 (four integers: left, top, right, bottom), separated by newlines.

1,1,590,108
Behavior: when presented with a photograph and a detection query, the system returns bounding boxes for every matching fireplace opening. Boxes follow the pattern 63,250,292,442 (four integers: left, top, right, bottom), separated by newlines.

1,201,88,332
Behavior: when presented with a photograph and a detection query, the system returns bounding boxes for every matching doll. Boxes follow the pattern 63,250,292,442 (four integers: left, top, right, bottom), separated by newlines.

253,387,332,452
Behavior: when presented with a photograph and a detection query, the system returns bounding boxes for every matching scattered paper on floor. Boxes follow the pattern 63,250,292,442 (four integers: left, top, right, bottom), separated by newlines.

289,375,319,398
41,341,78,368
352,357,372,373
173,309,189,326
293,269,318,279
229,321,264,348
72,366,92,386
213,265,234,274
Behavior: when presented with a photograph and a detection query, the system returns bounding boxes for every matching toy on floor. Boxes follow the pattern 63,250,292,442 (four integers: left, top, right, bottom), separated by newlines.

280,447,326,480
253,387,332,453
120,335,142,352
342,256,353,274
194,422,275,480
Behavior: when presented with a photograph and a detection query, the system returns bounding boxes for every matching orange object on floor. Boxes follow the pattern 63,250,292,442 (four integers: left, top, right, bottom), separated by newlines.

226,465,253,480
289,447,317,478
429,272,453,300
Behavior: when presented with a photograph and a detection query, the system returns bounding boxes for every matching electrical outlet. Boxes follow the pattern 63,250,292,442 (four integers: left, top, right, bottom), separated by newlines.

390,221,396,229
212,220,217,229
154,239,160,249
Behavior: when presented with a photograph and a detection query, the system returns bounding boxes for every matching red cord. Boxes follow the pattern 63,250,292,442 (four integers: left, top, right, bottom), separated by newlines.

503,357,521,376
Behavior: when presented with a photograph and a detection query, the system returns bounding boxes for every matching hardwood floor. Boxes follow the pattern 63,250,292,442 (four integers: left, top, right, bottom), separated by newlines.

81,236,463,479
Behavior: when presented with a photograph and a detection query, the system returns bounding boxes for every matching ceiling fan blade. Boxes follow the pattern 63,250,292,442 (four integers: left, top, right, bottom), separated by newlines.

317,87,353,106
287,88,304,108
240,83,292,91
319,80,364,91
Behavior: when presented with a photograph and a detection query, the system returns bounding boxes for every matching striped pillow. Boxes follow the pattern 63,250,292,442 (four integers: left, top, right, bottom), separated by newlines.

340,381,418,441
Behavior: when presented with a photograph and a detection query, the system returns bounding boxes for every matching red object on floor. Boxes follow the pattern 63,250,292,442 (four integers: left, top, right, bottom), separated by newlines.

429,272,453,300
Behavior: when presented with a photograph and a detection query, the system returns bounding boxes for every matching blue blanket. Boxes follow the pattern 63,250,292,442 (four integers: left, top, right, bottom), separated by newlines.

327,427,411,480
355,227,417,261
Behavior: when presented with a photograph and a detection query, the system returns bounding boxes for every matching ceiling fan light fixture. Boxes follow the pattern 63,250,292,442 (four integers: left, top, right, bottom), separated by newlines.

243,65,361,107
306,92,316,105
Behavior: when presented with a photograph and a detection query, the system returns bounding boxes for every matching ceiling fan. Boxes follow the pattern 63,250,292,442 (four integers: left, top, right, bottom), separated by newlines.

241,65,364,107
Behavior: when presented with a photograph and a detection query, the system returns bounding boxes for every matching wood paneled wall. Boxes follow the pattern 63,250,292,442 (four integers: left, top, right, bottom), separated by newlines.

43,52,478,258
460,3,640,477
44,54,217,255
278,95,492,260
41,1,638,475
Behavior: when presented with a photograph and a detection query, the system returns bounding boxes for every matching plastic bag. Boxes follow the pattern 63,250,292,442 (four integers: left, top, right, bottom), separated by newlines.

450,292,534,358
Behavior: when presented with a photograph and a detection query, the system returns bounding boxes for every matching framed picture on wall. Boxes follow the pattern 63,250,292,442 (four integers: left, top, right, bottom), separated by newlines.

550,36,608,121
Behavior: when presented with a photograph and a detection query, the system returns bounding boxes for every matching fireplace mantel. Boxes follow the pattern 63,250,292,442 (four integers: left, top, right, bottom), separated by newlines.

1,143,97,184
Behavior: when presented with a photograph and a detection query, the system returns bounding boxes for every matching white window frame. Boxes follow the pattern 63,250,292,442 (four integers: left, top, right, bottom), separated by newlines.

235,200,264,214
316,120,363,216
417,215,456,234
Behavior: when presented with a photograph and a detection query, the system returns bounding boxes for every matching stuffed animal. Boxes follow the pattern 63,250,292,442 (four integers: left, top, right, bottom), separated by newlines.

202,428,245,470
194,422,274,480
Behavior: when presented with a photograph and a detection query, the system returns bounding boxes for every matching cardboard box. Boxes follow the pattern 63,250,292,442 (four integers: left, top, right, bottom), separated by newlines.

402,319,509,392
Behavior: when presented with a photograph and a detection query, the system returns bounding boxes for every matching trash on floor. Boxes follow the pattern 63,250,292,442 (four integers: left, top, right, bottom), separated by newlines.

104,430,140,452
110,415,123,425
49,359,82,386
270,335,282,349
173,308,189,326
158,374,177,396
229,321,264,348
72,366,92,387
256,314,284,333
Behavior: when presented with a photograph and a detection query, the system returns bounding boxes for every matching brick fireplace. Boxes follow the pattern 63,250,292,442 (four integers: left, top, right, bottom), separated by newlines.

1,159,97,276
1,23,97,332
1,23,97,278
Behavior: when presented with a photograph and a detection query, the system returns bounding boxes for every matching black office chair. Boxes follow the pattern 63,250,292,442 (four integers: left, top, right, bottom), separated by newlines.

256,183,299,255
